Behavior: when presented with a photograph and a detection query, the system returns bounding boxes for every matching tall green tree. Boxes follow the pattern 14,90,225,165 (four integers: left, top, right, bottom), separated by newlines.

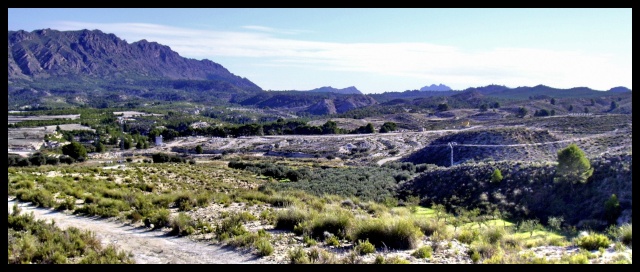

61,142,87,160
379,122,397,133
610,101,618,111
516,107,528,118
554,143,593,184
95,142,105,153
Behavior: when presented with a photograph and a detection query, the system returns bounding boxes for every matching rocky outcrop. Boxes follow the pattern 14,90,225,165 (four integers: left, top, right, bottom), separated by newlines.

8,29,261,91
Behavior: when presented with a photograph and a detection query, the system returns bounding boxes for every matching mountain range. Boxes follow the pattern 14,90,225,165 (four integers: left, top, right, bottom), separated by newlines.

6,28,631,113
307,86,363,95
420,84,452,91
8,28,260,91
7,29,378,113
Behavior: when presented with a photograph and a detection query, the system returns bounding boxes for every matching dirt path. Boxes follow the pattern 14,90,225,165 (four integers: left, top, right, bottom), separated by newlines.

7,198,265,264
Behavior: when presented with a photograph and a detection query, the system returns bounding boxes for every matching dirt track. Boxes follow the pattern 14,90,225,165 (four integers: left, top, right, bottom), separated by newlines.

7,197,265,264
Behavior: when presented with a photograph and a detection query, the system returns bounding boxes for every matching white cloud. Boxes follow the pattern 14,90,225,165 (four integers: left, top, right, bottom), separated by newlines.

49,21,631,91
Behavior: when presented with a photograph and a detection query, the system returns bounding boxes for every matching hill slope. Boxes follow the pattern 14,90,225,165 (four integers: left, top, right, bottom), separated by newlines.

8,29,262,109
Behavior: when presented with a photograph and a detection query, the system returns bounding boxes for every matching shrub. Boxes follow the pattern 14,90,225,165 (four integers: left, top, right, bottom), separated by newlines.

547,216,564,231
325,235,340,247
491,168,503,183
274,207,310,231
303,235,317,247
411,245,433,259
144,208,171,229
456,229,480,244
259,209,276,225
308,210,354,240
307,247,336,264
288,247,310,264
56,197,76,211
413,218,447,237
268,195,298,207
617,224,632,246
383,256,411,264
354,239,376,255
214,212,250,240
351,218,423,250
604,194,621,224
255,238,274,256
78,245,135,264
560,252,590,264
227,233,259,249
575,232,611,251
483,226,506,244
169,212,196,236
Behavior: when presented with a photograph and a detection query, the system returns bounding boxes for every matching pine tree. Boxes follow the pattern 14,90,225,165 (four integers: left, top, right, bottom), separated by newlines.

554,143,593,184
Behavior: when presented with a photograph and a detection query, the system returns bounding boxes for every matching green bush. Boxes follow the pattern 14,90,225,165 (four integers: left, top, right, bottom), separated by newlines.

308,210,354,240
413,218,447,237
274,207,310,231
214,212,254,240
456,229,480,244
32,189,56,208
255,238,274,256
575,233,611,251
354,239,376,255
560,252,589,264
617,224,632,246
304,247,332,264
491,168,503,183
78,245,135,264
303,235,318,247
8,211,134,264
288,247,310,264
56,197,76,211
351,218,423,250
325,235,340,247
227,233,259,249
468,249,481,263
144,208,171,229
383,256,411,264
411,245,433,259
174,193,196,211
604,194,621,224
483,226,506,244
169,212,196,236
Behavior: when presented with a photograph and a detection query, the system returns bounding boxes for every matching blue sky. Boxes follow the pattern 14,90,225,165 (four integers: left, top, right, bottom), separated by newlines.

8,8,632,93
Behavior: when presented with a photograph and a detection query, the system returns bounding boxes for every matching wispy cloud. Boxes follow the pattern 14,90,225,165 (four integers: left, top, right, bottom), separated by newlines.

50,21,631,91
241,25,309,35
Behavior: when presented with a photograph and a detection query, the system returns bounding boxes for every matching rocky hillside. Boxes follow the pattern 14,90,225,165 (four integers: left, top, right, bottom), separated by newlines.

237,91,378,115
8,29,263,109
304,95,378,115
403,127,562,166
397,152,632,229
8,29,260,89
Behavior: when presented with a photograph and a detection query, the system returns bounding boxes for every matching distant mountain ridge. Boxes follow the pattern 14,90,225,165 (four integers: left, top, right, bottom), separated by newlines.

308,86,363,95
608,86,632,93
8,28,261,91
420,84,452,91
